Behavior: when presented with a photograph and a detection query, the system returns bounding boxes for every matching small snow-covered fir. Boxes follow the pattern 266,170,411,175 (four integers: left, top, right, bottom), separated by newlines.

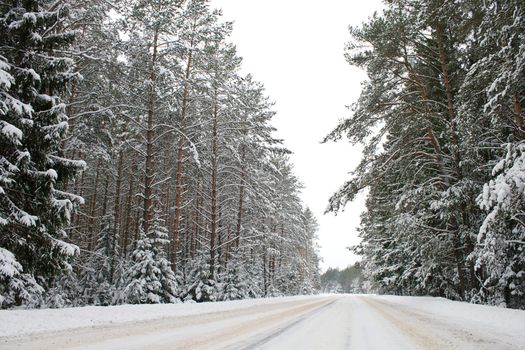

121,217,178,304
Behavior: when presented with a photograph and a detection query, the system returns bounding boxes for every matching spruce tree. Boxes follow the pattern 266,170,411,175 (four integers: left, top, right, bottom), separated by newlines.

80,216,118,306
121,215,178,304
0,0,84,307
467,0,525,308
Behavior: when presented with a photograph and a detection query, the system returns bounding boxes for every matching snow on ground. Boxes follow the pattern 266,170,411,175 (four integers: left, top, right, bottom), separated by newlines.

2,294,525,350
254,295,421,350
0,295,323,338
374,295,525,347
251,295,525,350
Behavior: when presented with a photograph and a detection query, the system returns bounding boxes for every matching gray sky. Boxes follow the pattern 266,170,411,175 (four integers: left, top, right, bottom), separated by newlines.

210,1,383,271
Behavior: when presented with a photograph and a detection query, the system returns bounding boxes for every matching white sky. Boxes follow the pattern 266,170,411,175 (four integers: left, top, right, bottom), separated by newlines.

210,0,383,271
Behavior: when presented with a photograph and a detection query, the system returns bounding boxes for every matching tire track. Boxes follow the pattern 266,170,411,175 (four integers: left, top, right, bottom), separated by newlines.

230,299,337,350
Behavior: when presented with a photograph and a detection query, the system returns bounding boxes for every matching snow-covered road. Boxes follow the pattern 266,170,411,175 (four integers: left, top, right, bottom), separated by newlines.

1,295,524,349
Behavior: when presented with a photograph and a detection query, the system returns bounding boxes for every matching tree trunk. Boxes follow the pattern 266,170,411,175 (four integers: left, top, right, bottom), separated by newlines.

87,160,101,251
263,248,268,296
224,224,231,269
100,173,110,219
110,150,124,283
235,146,246,249
209,86,219,279
404,45,468,295
74,151,85,229
515,92,523,139
142,27,159,235
172,49,194,269
404,57,449,182
436,24,462,178
122,155,137,257
436,23,472,295
192,178,202,259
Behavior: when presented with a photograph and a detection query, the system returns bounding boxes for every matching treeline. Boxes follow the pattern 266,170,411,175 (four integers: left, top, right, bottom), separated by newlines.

320,264,367,294
0,0,320,309
326,0,525,309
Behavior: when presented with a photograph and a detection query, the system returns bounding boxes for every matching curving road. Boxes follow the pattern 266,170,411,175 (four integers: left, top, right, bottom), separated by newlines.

2,295,524,350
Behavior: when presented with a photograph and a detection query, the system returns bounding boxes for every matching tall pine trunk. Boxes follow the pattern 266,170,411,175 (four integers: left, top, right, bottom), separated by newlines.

87,160,101,251
110,150,124,283
235,146,246,248
142,27,159,234
172,46,194,269
403,47,468,294
122,155,137,257
515,92,523,138
210,85,219,279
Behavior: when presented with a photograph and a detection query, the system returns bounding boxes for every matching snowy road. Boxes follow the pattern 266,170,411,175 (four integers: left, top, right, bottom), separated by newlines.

1,295,524,350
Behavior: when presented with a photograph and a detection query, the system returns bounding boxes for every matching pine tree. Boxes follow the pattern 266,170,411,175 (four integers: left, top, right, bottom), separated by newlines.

327,0,525,309
0,0,322,308
44,268,82,308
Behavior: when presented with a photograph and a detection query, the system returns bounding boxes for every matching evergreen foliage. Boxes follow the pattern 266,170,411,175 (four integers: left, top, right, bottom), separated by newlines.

80,217,118,306
0,0,84,308
121,216,178,304
0,0,325,308
327,0,525,309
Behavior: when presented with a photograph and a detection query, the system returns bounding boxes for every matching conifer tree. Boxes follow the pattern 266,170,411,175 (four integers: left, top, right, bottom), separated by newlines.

466,0,525,308
1,0,321,308
80,217,118,306
327,0,524,309
121,215,178,304
0,0,84,307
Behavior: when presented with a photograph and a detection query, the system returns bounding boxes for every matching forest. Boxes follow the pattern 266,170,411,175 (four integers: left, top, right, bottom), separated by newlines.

0,0,320,309
2,0,524,312
320,264,366,294
326,0,525,309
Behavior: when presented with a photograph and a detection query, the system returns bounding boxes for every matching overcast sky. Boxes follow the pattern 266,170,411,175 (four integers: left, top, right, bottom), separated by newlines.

209,1,383,271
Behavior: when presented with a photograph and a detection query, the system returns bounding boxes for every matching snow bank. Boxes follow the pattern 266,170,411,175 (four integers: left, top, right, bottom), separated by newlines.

375,295,525,343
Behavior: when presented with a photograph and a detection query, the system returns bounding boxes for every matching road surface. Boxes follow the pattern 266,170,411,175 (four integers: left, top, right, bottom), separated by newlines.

1,295,523,349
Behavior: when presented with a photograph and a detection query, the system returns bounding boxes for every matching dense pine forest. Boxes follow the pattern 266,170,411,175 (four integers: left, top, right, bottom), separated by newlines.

2,0,524,312
0,0,320,309
326,0,525,309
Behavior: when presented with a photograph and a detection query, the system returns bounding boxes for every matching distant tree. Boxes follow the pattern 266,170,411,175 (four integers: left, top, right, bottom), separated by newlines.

320,264,365,294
